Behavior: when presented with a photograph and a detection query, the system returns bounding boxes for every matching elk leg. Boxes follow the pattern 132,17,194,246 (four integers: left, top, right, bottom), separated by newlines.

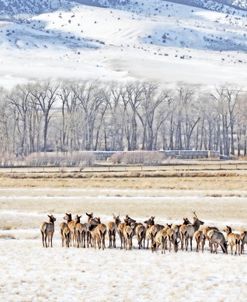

113,233,116,248
44,233,48,248
41,231,45,247
108,231,111,248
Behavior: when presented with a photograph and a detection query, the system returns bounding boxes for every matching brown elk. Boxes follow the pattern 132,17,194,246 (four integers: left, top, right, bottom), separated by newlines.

151,224,171,254
180,212,204,251
194,230,206,252
89,217,107,250
63,213,77,247
40,215,56,248
122,215,136,250
116,219,126,249
240,231,247,254
207,229,228,254
107,214,120,248
223,226,241,255
177,218,191,250
86,212,95,247
125,215,146,249
144,216,163,249
75,215,87,248
60,221,69,247
200,226,219,251
165,224,179,253
61,224,70,248
135,223,146,249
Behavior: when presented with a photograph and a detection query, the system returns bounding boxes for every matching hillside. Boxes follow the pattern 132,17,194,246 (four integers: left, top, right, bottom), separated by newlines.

167,0,247,11
0,0,246,88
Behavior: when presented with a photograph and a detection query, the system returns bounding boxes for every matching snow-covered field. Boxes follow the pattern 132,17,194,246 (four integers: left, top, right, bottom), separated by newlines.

0,239,247,301
0,0,247,87
0,186,247,301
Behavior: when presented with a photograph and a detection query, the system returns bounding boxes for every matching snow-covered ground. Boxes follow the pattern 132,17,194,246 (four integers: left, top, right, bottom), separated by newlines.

0,0,247,88
0,239,246,302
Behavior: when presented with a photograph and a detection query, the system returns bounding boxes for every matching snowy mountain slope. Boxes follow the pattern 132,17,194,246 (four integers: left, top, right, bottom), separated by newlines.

166,0,247,11
0,0,71,16
0,0,246,88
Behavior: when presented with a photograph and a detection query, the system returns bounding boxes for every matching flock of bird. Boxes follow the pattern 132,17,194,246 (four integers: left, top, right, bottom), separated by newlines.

40,212,247,255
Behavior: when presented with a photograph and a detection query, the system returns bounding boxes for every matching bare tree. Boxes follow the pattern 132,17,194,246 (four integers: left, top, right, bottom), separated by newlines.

31,81,59,152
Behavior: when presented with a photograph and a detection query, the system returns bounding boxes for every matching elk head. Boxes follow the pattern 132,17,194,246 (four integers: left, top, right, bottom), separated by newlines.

113,214,121,225
183,218,191,225
48,214,56,223
223,226,232,234
86,212,94,221
63,213,72,222
75,215,81,223
144,216,155,226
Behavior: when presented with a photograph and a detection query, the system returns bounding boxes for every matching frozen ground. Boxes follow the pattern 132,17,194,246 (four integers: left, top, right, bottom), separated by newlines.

0,239,247,302
0,0,247,87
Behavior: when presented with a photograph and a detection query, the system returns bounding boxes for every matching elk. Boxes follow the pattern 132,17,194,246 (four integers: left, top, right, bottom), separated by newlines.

122,215,136,250
223,226,241,255
86,212,95,247
144,216,163,249
107,214,120,248
151,225,171,254
125,215,146,249
165,224,179,253
123,224,135,250
89,217,107,250
60,221,69,247
194,230,206,252
207,229,228,254
180,212,204,251
178,218,191,250
63,213,76,247
40,215,56,248
61,224,70,248
135,223,146,249
117,218,126,249
240,231,247,254
75,215,87,248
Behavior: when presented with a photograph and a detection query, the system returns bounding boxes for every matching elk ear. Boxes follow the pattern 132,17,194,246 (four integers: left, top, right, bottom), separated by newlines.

48,214,51,218
86,212,90,216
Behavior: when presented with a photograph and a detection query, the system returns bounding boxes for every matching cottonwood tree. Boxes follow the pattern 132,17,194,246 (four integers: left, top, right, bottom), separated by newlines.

72,82,108,150
136,83,170,150
31,81,59,152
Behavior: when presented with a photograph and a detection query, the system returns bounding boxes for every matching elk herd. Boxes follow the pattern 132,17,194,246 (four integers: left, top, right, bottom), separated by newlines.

40,211,247,256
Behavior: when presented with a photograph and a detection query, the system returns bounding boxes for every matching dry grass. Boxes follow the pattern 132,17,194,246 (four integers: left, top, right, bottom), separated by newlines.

0,175,246,190
0,234,15,240
0,163,246,191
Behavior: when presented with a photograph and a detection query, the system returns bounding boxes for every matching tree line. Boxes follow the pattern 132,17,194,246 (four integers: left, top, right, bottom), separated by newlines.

0,81,246,158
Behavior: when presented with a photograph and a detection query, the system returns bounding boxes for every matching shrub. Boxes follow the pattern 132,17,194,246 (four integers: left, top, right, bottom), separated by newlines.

25,152,95,167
